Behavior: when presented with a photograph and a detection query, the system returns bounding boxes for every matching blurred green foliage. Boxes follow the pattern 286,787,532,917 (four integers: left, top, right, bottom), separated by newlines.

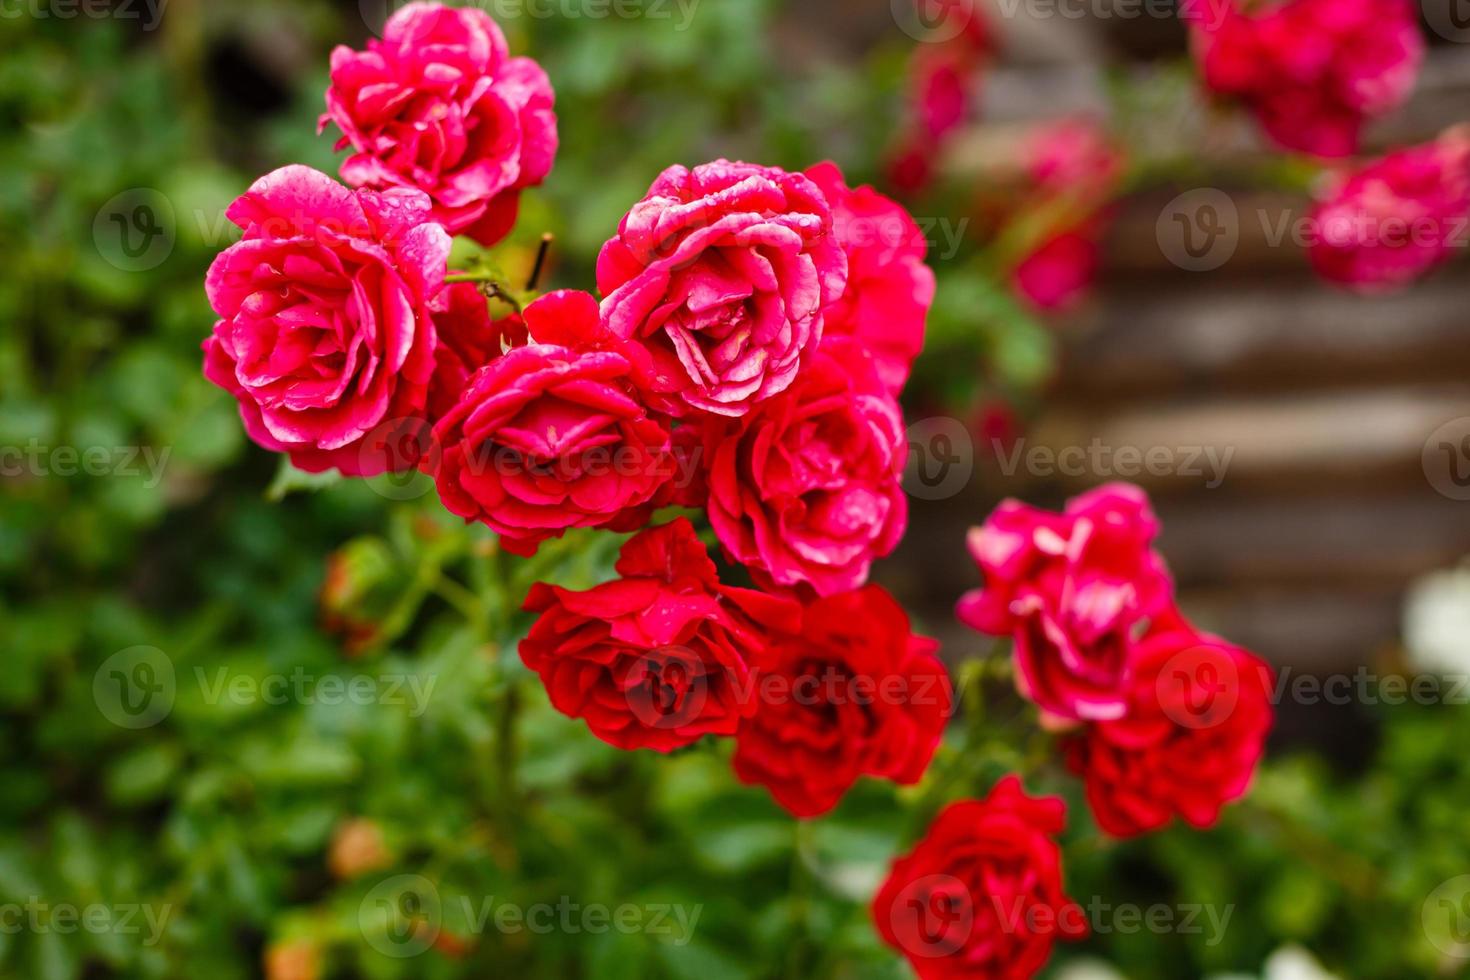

2,2,1462,978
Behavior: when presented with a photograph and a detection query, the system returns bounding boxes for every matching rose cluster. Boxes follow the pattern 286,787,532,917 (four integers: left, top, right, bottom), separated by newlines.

1185,0,1423,159
201,1,947,819
957,483,1275,836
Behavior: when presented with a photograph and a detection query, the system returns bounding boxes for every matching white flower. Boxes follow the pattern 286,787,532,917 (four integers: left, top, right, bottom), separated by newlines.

1403,562,1470,677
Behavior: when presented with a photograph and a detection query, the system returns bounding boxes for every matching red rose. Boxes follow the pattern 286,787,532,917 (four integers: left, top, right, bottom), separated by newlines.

956,483,1173,725
805,161,935,395
873,775,1087,980
732,585,951,817
1186,0,1422,158
429,290,672,556
320,2,557,245
519,519,800,752
597,159,848,417
202,165,451,476
1066,613,1275,837
703,337,907,597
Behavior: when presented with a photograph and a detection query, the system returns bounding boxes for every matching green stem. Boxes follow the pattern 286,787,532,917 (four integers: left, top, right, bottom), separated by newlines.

785,819,813,979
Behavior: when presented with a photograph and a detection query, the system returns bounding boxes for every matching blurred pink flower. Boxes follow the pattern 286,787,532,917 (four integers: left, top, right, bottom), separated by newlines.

1309,131,1470,291
320,2,557,245
1186,0,1423,158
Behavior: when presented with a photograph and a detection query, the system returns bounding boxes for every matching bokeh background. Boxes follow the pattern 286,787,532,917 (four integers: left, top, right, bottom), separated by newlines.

7,0,1470,977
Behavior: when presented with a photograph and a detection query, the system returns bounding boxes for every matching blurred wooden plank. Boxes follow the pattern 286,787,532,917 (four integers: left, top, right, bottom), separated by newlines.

1052,282,1470,404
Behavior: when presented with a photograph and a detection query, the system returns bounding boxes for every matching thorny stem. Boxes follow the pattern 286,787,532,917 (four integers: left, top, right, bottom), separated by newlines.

527,233,553,291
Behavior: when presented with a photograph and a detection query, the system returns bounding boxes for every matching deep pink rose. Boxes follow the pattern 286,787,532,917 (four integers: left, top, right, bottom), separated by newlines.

956,483,1173,724
1066,613,1275,837
429,290,672,557
320,1,557,246
702,337,907,597
1012,228,1100,312
596,159,848,417
1309,131,1470,292
1010,119,1121,312
202,165,451,476
805,161,935,394
732,585,951,818
520,519,800,752
1024,117,1124,201
1186,0,1423,158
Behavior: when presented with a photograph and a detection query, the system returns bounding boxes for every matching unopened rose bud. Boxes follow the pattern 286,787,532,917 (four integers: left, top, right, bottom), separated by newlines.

329,818,392,880
264,940,319,980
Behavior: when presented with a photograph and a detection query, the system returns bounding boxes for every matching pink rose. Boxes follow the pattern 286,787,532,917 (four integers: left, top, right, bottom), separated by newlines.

320,1,557,246
1024,117,1124,201
805,161,935,394
1011,119,1122,312
703,337,906,597
1012,228,1100,312
597,159,848,417
1308,131,1470,292
429,290,672,557
1186,0,1423,158
202,165,451,476
956,483,1173,724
